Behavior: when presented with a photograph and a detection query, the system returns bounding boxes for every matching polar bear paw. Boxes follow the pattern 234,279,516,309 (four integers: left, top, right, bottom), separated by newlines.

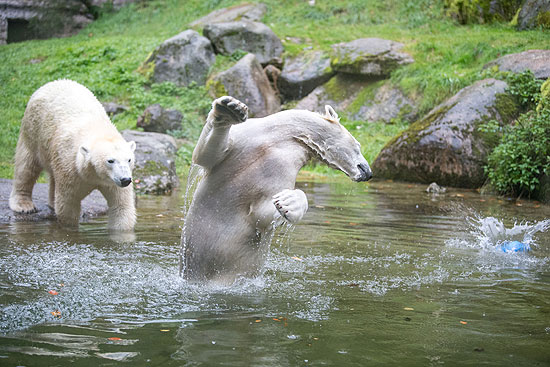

273,189,308,224
211,96,248,127
9,195,37,214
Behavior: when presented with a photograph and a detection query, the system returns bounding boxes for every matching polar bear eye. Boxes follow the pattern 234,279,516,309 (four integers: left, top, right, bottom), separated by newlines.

107,159,115,164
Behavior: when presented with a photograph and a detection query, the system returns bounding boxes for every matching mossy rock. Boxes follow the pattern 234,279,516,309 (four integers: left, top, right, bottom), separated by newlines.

517,0,550,30
444,0,522,24
372,79,520,188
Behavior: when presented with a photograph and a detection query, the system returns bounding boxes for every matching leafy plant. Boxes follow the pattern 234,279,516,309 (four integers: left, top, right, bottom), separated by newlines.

484,109,550,197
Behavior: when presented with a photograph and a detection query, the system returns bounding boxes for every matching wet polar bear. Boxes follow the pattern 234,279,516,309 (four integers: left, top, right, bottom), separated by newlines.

182,96,372,284
9,80,137,231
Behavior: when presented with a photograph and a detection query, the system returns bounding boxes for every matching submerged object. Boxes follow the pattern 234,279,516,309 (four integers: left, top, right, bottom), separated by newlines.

497,241,530,253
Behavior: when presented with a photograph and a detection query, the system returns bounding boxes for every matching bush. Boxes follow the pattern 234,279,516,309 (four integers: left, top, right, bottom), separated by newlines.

484,109,550,197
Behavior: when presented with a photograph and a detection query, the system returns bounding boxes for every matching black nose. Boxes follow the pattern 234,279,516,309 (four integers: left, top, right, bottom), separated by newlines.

120,177,132,187
358,163,373,182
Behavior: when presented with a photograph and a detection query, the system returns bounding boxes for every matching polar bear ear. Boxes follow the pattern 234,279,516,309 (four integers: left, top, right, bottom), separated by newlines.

128,141,136,152
324,105,340,123
79,145,90,158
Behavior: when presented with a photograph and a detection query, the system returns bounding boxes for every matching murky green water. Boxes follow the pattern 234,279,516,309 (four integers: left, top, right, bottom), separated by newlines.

0,179,549,366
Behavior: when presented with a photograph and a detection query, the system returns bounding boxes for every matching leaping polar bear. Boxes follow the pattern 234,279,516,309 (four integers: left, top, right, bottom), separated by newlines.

182,96,372,284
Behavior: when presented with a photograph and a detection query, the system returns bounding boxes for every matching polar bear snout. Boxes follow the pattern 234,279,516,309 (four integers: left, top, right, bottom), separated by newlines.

119,177,132,187
356,163,373,182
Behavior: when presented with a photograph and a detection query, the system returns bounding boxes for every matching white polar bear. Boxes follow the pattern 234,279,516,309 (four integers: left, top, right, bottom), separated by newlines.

9,79,137,231
182,96,372,284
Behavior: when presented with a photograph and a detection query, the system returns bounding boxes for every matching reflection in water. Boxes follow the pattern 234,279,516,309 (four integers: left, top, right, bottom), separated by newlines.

0,179,549,365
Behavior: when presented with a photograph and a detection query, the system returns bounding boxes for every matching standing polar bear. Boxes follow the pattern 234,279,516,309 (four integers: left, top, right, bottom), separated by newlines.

182,96,372,284
9,80,137,231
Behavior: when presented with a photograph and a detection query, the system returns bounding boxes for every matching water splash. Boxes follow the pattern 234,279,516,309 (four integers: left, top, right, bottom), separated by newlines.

179,164,205,275
460,214,550,252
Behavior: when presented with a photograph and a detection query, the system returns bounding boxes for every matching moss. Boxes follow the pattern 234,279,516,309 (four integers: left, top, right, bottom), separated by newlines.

493,92,519,123
134,160,167,177
347,80,384,116
206,78,227,98
536,11,550,28
444,0,522,24
137,51,156,79
322,75,359,101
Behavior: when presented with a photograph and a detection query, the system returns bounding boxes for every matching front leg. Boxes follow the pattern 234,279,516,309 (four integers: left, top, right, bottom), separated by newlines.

192,96,248,170
273,189,309,224
99,185,136,231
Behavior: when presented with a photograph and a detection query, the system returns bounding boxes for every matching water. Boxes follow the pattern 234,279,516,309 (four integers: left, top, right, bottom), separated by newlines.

0,179,549,366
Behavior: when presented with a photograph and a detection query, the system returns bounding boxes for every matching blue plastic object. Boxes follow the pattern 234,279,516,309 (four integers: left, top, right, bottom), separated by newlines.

497,241,530,253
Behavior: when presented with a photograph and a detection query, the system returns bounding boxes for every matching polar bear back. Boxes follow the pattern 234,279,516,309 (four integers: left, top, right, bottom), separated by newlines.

21,79,121,164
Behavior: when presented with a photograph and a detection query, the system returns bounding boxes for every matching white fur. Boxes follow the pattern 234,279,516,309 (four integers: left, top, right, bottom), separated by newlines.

9,80,137,231
182,96,372,284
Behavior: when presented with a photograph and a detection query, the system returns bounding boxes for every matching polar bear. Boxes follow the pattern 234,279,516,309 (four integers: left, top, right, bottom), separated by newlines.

181,96,372,284
9,80,137,231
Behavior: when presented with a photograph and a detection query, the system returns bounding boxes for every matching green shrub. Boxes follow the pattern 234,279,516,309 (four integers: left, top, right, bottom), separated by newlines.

484,109,550,197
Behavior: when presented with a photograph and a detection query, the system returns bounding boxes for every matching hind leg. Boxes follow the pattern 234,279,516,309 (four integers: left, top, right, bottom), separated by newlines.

9,138,41,213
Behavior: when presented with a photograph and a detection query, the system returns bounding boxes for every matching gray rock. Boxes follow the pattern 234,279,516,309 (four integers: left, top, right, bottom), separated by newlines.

278,50,334,101
121,130,179,195
143,29,215,87
190,2,267,27
137,104,183,133
352,83,417,123
210,53,280,117
203,21,283,65
484,49,550,79
0,179,107,223
517,0,550,30
426,182,446,194
102,102,128,117
331,38,413,77
295,74,367,113
0,15,7,45
372,79,520,188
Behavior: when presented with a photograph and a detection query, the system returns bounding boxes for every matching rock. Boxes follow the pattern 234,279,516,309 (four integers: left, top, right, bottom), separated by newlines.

484,50,550,79
351,82,417,123
89,0,141,10
295,74,368,113
142,29,215,87
209,53,280,117
0,0,93,43
102,102,128,117
121,130,179,195
426,182,446,194
331,38,413,77
0,15,7,45
444,0,522,24
190,2,267,27
278,50,335,101
372,79,520,188
136,104,183,133
516,0,550,30
0,179,107,223
203,21,283,65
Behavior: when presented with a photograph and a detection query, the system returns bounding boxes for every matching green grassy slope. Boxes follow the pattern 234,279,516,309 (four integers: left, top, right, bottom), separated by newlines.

0,0,547,179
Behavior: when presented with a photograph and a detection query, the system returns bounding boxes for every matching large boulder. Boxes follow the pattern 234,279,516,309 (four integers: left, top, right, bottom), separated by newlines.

102,102,128,117
516,0,550,30
203,21,283,65
209,53,280,117
351,82,417,123
142,29,215,87
190,2,267,27
372,79,520,188
137,104,183,133
484,50,550,79
295,74,368,113
331,38,413,77
121,130,179,195
278,50,334,101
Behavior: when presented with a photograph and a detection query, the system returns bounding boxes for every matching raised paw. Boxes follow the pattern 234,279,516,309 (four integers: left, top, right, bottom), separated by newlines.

211,96,248,127
273,189,308,224
9,195,37,214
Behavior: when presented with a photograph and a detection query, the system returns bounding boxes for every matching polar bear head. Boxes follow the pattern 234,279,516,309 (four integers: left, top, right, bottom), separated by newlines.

295,106,372,182
79,136,136,188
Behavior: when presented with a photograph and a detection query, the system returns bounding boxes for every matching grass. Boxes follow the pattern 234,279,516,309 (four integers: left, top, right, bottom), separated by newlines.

0,0,548,179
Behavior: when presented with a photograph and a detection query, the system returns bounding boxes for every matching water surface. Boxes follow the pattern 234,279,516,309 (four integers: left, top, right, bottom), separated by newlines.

0,179,549,366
